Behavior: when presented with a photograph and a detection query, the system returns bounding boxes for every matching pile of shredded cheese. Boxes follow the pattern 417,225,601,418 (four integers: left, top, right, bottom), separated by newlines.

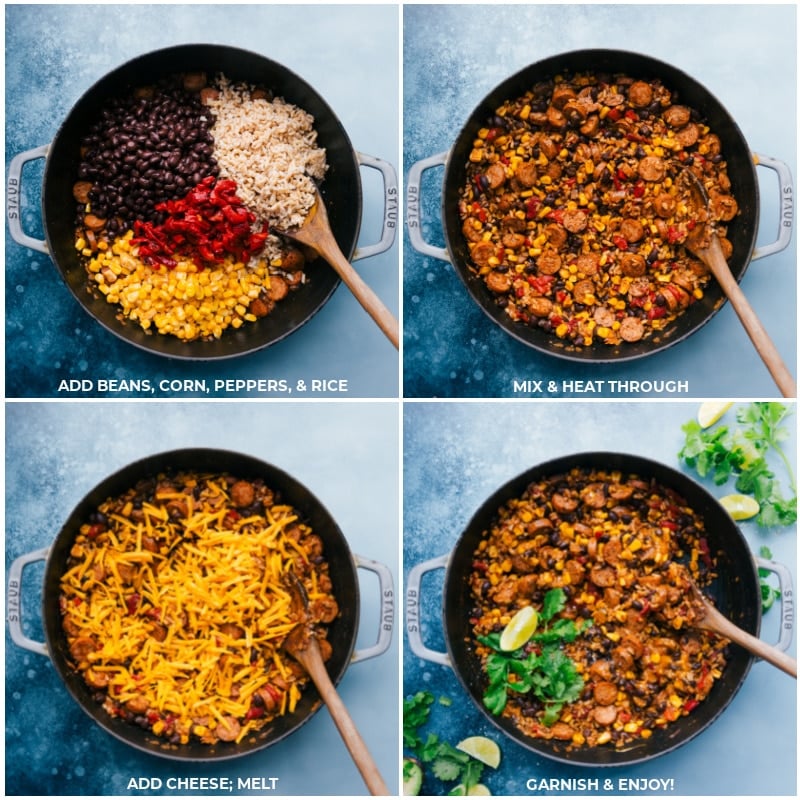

59,471,336,746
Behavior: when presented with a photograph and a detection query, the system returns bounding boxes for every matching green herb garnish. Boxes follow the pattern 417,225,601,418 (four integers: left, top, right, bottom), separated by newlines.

679,402,797,528
402,691,486,794
478,588,592,723
758,546,782,612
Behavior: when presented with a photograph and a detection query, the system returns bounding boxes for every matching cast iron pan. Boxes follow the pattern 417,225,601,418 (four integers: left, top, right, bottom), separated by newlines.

41,44,362,360
38,448,361,761
440,49,760,362
441,452,760,765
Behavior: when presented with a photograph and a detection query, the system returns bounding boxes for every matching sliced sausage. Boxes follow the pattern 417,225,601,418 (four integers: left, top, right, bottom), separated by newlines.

620,253,646,277
675,122,700,148
551,86,577,109
663,105,691,128
516,161,538,187
230,480,255,508
268,275,289,302
502,232,526,249
580,482,607,508
552,492,579,513
547,106,567,129
73,181,93,204
575,252,601,276
709,191,738,222
593,306,615,327
593,681,618,705
638,155,666,182
562,209,588,233
527,297,554,317
620,218,644,243
544,223,568,250
486,271,513,294
628,80,653,108
619,316,645,342
590,566,616,588
572,278,596,305
462,218,484,243
593,705,618,726
536,248,562,275
470,241,495,268
280,247,306,272
215,717,241,742
550,722,575,741
486,163,506,190
653,192,677,218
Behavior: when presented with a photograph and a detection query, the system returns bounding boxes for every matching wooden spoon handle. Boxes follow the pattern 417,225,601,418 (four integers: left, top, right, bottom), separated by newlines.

303,653,391,795
317,238,399,349
706,242,796,397
706,607,797,678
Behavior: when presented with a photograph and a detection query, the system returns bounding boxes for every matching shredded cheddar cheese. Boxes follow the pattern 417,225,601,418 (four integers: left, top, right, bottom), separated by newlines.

60,471,337,746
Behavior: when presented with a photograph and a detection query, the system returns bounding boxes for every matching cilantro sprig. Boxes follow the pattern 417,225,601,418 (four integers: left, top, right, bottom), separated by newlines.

758,546,782,611
403,691,486,794
477,588,592,724
679,402,797,528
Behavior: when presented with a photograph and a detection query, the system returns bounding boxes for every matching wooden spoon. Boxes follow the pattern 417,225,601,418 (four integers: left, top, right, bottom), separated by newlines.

680,168,796,398
284,576,391,796
673,569,796,678
276,188,399,349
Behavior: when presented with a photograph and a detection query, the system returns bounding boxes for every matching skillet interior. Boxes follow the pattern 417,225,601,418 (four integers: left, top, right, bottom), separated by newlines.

441,49,759,363
41,448,360,761
442,452,760,766
42,44,361,360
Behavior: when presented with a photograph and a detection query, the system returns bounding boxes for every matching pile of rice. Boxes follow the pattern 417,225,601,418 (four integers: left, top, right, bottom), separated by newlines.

205,76,328,261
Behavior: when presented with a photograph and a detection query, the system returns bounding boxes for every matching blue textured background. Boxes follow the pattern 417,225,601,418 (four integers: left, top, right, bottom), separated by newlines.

403,401,796,795
5,4,399,399
403,4,797,398
6,402,399,795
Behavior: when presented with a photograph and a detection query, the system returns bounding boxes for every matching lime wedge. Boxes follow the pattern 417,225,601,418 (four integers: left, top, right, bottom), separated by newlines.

456,736,502,769
697,401,733,428
720,493,760,520
450,784,492,796
498,605,538,651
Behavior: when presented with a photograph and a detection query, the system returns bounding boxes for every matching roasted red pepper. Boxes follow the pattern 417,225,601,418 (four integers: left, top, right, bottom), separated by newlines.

131,176,269,269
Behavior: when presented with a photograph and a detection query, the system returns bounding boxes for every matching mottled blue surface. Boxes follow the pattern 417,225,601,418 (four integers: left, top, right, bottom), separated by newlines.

5,4,399,399
6,402,399,795
403,4,797,398
404,402,796,795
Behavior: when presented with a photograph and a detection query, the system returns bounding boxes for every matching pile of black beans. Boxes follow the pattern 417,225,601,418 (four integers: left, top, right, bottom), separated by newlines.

75,82,219,235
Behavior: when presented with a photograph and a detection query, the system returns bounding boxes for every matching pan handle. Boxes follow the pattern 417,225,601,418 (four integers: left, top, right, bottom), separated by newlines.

406,151,451,262
752,153,793,261
352,152,398,262
406,553,452,667
756,555,794,654
350,554,395,664
7,144,50,254
7,546,50,657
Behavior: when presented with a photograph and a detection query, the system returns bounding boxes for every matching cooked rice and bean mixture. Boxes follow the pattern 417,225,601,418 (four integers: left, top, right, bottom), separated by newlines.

468,467,728,749
459,72,738,347
73,72,327,341
59,471,338,746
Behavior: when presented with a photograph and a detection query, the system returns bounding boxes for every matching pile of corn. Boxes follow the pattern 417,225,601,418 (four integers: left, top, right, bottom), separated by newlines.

78,231,270,341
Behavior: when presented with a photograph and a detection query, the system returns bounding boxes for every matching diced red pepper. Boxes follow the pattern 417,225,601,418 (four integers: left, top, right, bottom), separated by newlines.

125,594,141,615
683,699,700,712
131,176,269,269
528,274,554,294
86,523,105,539
525,197,541,219
612,235,628,251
